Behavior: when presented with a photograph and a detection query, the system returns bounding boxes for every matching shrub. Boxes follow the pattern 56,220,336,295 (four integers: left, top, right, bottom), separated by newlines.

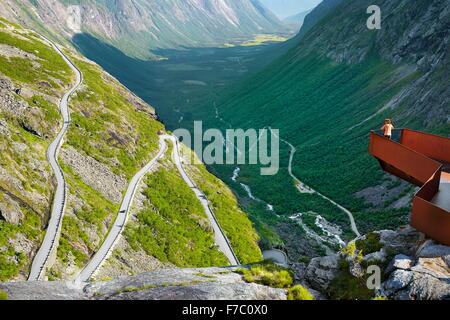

340,241,363,263
237,262,294,288
0,290,8,300
327,259,375,300
298,256,311,264
355,232,383,256
287,285,314,300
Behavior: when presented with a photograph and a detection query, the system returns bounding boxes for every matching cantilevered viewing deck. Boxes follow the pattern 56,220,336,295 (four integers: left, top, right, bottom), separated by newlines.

369,129,450,246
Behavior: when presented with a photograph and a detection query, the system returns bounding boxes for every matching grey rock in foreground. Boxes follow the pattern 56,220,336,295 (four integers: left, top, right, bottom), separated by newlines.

96,283,286,301
0,266,287,300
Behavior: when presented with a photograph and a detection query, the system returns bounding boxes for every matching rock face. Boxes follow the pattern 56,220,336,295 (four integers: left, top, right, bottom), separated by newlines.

99,283,286,301
298,0,449,129
379,238,450,300
0,267,287,300
60,146,127,204
304,255,340,292
294,227,450,300
0,78,54,139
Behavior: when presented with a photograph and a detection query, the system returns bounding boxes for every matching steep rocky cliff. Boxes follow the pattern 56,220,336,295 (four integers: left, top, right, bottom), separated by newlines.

293,0,449,127
0,0,286,59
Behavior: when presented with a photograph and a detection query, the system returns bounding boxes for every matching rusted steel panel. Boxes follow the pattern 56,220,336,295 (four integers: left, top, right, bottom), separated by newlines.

369,132,441,184
369,130,449,246
402,129,450,163
380,161,424,186
416,172,441,202
412,197,450,246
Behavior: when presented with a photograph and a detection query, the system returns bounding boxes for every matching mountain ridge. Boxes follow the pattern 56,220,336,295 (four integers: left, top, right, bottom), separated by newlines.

0,0,287,59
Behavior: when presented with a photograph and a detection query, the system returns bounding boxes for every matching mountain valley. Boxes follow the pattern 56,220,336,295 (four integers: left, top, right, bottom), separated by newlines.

0,0,449,302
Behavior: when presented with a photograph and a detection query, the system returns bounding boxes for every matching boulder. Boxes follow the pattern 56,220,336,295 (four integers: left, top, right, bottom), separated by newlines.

0,193,23,225
377,227,425,256
385,254,414,274
407,272,450,300
290,262,308,281
383,270,413,292
364,249,388,263
418,244,450,259
304,255,340,291
444,256,450,268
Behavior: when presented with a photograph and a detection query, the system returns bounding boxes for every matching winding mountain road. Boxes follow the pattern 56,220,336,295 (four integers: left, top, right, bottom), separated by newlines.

269,128,361,237
262,249,288,266
75,137,167,283
167,135,239,266
76,135,238,283
28,36,82,281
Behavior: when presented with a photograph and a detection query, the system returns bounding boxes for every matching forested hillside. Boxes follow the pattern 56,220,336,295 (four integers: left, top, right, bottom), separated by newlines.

193,0,449,254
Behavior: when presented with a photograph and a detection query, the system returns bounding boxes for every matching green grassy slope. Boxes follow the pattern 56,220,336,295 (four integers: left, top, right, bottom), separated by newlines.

179,143,263,264
212,52,417,230
124,143,230,268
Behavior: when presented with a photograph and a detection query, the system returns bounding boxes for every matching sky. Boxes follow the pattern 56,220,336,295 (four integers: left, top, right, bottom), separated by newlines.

259,0,322,19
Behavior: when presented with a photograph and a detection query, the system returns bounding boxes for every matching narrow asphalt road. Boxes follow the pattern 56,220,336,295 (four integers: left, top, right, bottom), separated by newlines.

166,135,239,266
75,137,167,283
269,128,361,237
262,249,288,266
76,135,239,283
28,36,82,281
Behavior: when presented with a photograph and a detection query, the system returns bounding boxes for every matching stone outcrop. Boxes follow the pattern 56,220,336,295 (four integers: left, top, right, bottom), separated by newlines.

60,146,127,204
293,226,450,300
379,240,450,300
304,255,340,292
0,78,53,139
0,267,287,300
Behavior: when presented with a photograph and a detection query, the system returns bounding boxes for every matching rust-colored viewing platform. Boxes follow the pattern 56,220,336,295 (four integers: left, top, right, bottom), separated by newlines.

369,129,450,246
